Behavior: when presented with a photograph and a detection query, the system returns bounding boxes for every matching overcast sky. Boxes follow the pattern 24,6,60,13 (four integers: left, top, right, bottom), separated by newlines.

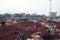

0,0,60,16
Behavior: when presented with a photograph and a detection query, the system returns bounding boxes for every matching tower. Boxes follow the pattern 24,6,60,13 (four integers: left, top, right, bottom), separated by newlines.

49,0,57,17
50,0,52,12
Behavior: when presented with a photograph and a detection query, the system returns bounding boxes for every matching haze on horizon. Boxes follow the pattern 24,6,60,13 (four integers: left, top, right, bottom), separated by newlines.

0,0,60,16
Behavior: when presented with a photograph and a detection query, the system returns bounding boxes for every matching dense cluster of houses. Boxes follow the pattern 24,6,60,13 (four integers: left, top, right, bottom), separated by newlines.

0,13,60,22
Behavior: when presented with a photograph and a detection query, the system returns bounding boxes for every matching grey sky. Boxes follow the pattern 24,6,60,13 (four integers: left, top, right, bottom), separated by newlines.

0,0,60,16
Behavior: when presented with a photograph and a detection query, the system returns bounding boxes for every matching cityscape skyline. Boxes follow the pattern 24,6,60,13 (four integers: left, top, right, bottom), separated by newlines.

0,0,60,16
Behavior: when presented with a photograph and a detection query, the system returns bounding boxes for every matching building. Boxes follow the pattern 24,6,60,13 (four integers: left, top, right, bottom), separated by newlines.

49,12,57,17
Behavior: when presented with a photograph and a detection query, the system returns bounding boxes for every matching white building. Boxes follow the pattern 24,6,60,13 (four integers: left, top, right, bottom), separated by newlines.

49,12,57,17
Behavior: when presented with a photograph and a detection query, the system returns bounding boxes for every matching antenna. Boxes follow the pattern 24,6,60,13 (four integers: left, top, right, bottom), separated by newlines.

50,0,52,12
